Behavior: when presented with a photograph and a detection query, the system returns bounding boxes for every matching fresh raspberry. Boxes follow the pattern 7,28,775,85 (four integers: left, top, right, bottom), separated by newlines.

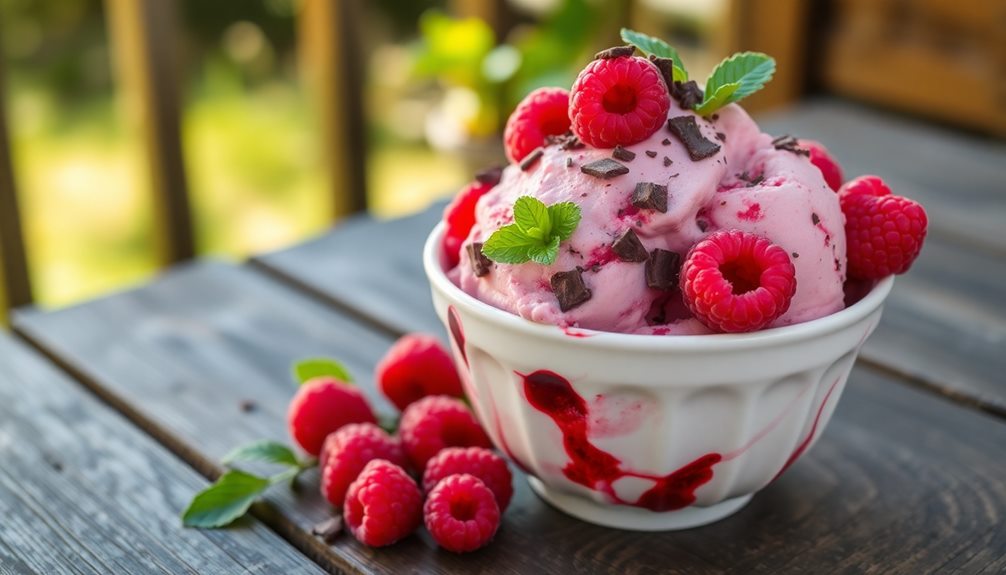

422,447,513,512
800,139,844,192
399,396,491,472
287,377,376,456
840,175,927,279
343,459,422,547
424,474,500,553
376,334,464,411
504,87,571,163
319,423,407,508
681,230,797,333
443,179,495,268
569,56,670,148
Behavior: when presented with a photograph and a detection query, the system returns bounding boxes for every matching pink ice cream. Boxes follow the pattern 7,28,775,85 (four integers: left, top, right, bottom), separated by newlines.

448,103,846,335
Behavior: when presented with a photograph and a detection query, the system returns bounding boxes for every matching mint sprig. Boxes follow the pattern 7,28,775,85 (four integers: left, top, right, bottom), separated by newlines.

482,197,581,266
620,28,687,82
292,358,353,385
222,440,301,468
694,52,776,116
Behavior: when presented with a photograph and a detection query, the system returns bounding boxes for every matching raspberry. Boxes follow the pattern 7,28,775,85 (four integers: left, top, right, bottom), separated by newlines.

503,87,571,163
443,179,495,268
423,447,513,512
681,230,797,333
800,139,843,192
424,474,500,553
343,459,422,547
840,175,927,279
319,423,407,508
399,396,491,472
376,334,464,411
569,56,670,148
287,377,376,456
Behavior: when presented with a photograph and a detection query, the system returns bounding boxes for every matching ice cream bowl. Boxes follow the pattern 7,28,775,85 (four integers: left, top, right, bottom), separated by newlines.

424,222,894,531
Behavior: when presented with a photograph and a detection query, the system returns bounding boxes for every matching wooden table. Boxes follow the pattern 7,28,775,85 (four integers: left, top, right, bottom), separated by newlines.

2,100,1005,574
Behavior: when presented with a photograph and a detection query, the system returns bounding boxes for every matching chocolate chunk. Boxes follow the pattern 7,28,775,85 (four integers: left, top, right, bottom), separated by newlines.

467,242,492,277
811,213,820,225
667,116,721,161
792,252,800,259
648,55,676,90
632,182,668,213
312,517,344,544
580,158,629,179
560,134,583,150
772,134,809,156
474,166,503,186
715,131,726,142
612,229,649,262
671,80,704,110
645,249,681,290
663,156,672,167
661,138,671,146
612,145,636,162
519,147,544,170
711,114,720,121
551,269,592,312
595,45,635,59
565,156,573,168
645,150,657,158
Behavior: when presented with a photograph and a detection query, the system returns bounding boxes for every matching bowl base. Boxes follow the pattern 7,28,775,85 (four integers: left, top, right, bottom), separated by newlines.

528,476,752,531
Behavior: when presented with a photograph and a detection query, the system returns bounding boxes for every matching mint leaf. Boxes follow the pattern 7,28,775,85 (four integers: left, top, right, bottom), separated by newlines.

481,224,541,263
527,236,561,265
292,358,353,385
620,28,687,81
182,470,270,528
482,199,582,266
696,52,775,116
513,196,551,239
222,440,300,468
547,202,581,241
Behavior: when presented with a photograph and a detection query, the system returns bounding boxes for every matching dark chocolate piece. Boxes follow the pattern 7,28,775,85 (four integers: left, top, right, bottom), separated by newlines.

648,55,676,90
666,116,721,161
612,229,649,262
715,131,726,142
661,138,671,146
519,147,544,170
645,150,657,158
671,80,704,110
580,158,629,179
312,517,344,544
467,242,492,277
772,134,810,156
632,182,668,213
811,213,820,225
551,269,592,311
645,249,681,290
612,145,636,162
565,156,573,168
663,156,672,167
595,45,635,59
474,165,503,186
792,252,800,259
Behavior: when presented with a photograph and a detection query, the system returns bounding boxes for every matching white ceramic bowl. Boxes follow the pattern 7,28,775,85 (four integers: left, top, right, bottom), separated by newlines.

424,223,893,531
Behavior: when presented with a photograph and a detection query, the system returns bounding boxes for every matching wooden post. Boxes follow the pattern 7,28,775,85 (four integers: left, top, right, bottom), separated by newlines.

728,0,809,112
0,50,32,323
298,0,368,219
105,0,195,263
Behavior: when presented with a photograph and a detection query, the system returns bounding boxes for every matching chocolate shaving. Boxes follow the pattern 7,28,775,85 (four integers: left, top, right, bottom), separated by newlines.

632,182,668,213
666,116,721,161
312,517,344,544
467,242,492,277
663,156,672,167
645,150,657,158
811,213,820,225
474,166,503,187
645,249,681,291
612,229,649,262
519,147,544,171
565,157,573,168
580,158,629,179
715,131,726,142
551,269,592,311
671,80,704,110
661,138,671,146
792,252,800,259
772,134,810,156
648,55,676,89
612,146,636,162
595,45,635,59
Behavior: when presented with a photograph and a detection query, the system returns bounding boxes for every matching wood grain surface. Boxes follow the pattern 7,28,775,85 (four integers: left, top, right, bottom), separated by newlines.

14,257,1006,573
0,333,324,575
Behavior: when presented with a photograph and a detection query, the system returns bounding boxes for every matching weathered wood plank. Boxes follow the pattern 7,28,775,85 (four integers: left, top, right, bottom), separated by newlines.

13,259,1006,573
0,333,324,574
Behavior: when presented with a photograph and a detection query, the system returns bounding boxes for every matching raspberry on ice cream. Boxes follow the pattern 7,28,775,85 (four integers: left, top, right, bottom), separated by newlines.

504,87,571,163
840,175,927,279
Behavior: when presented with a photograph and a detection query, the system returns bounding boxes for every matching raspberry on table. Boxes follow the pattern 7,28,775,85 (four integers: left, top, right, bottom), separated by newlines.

320,423,407,508
504,87,571,163
569,55,670,148
681,230,797,333
840,175,927,279
424,474,501,553
376,333,464,411
343,459,422,547
399,395,492,472
423,447,513,512
287,377,376,456
800,139,844,192
443,179,496,269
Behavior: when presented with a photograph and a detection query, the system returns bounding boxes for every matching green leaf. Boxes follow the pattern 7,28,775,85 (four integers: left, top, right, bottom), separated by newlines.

182,470,271,528
697,52,775,115
619,28,687,81
481,224,540,263
547,202,581,241
222,440,299,469
527,235,561,265
512,196,551,238
292,358,353,385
